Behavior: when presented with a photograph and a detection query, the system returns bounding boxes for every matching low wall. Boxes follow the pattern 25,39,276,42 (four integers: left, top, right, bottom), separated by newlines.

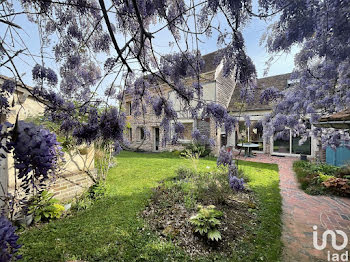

49,171,93,201
48,146,95,200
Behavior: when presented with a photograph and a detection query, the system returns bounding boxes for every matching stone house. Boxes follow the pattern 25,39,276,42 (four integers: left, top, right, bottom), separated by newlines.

123,51,237,155
124,52,319,158
0,75,95,209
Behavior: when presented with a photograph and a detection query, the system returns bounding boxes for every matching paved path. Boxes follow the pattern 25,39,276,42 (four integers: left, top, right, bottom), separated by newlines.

235,154,350,262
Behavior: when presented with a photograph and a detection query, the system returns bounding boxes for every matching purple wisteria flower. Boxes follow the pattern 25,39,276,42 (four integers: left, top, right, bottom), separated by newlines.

217,147,232,167
229,175,245,192
0,215,22,261
8,121,63,193
260,87,281,104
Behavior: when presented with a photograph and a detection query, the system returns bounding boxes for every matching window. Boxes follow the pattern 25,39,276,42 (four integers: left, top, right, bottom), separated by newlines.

221,134,227,147
127,127,132,142
235,121,263,151
126,102,132,115
139,127,145,140
182,123,193,140
273,129,311,155
292,136,311,155
248,121,264,151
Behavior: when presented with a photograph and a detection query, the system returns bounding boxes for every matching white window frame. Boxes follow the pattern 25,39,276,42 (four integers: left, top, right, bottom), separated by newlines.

271,129,314,156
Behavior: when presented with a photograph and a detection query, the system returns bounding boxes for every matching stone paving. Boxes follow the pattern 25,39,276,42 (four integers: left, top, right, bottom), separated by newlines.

235,153,350,262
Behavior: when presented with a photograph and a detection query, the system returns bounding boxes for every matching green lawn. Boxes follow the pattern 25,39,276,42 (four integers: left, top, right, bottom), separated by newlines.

19,151,282,261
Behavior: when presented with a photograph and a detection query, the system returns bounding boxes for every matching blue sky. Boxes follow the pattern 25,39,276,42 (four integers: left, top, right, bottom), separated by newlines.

0,1,298,87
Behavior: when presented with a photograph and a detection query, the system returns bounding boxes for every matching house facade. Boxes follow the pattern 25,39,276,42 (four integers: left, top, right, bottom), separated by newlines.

123,51,236,155
123,53,319,158
227,73,319,158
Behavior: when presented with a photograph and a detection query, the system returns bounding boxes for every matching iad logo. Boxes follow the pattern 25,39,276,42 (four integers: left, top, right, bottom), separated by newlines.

313,225,349,261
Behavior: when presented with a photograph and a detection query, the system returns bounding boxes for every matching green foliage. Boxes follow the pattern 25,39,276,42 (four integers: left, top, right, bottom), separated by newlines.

71,182,106,212
87,181,106,200
180,143,211,158
172,167,236,206
190,205,223,241
293,160,349,196
171,150,182,157
318,173,335,183
28,191,64,223
336,164,350,178
293,160,340,176
71,194,93,212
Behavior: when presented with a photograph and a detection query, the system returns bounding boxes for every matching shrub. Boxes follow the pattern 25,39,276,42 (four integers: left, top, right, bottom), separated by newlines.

0,216,22,261
28,191,65,223
189,205,223,241
176,166,195,180
181,143,211,158
71,195,93,212
293,161,342,195
293,161,339,176
336,164,350,178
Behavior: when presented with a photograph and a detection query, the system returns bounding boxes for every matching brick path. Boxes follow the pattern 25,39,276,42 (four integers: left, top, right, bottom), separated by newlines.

235,153,350,262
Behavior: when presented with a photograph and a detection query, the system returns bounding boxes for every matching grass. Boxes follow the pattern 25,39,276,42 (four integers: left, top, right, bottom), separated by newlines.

19,151,282,261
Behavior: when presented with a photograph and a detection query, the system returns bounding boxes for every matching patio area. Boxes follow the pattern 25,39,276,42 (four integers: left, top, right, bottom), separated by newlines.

235,153,350,261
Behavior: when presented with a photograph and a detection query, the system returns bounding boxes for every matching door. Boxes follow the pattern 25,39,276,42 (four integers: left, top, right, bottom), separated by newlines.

326,146,350,166
154,127,160,151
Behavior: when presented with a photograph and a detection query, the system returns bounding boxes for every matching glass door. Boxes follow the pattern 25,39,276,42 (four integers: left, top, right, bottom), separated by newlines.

273,130,291,154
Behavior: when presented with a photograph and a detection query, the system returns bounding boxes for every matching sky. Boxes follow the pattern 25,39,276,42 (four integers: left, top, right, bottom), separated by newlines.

0,1,299,88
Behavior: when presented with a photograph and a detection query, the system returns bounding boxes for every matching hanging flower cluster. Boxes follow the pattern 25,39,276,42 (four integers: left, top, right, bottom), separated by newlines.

8,121,63,194
0,215,22,261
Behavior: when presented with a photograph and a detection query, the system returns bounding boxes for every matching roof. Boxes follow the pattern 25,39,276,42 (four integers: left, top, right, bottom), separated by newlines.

201,51,218,73
228,73,291,112
319,109,350,122
0,74,34,91
314,109,350,129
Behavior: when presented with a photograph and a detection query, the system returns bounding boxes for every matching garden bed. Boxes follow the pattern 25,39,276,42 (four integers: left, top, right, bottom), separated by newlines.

142,167,258,257
293,160,350,196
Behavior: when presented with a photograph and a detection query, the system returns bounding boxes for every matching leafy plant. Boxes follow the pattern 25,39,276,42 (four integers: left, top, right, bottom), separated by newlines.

87,181,106,200
181,149,200,171
318,173,335,183
189,205,223,241
28,191,65,223
181,143,211,158
335,164,350,178
322,178,350,196
71,195,93,212
0,215,22,261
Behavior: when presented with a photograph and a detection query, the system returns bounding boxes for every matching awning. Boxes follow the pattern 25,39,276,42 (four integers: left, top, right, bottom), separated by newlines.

314,109,350,129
